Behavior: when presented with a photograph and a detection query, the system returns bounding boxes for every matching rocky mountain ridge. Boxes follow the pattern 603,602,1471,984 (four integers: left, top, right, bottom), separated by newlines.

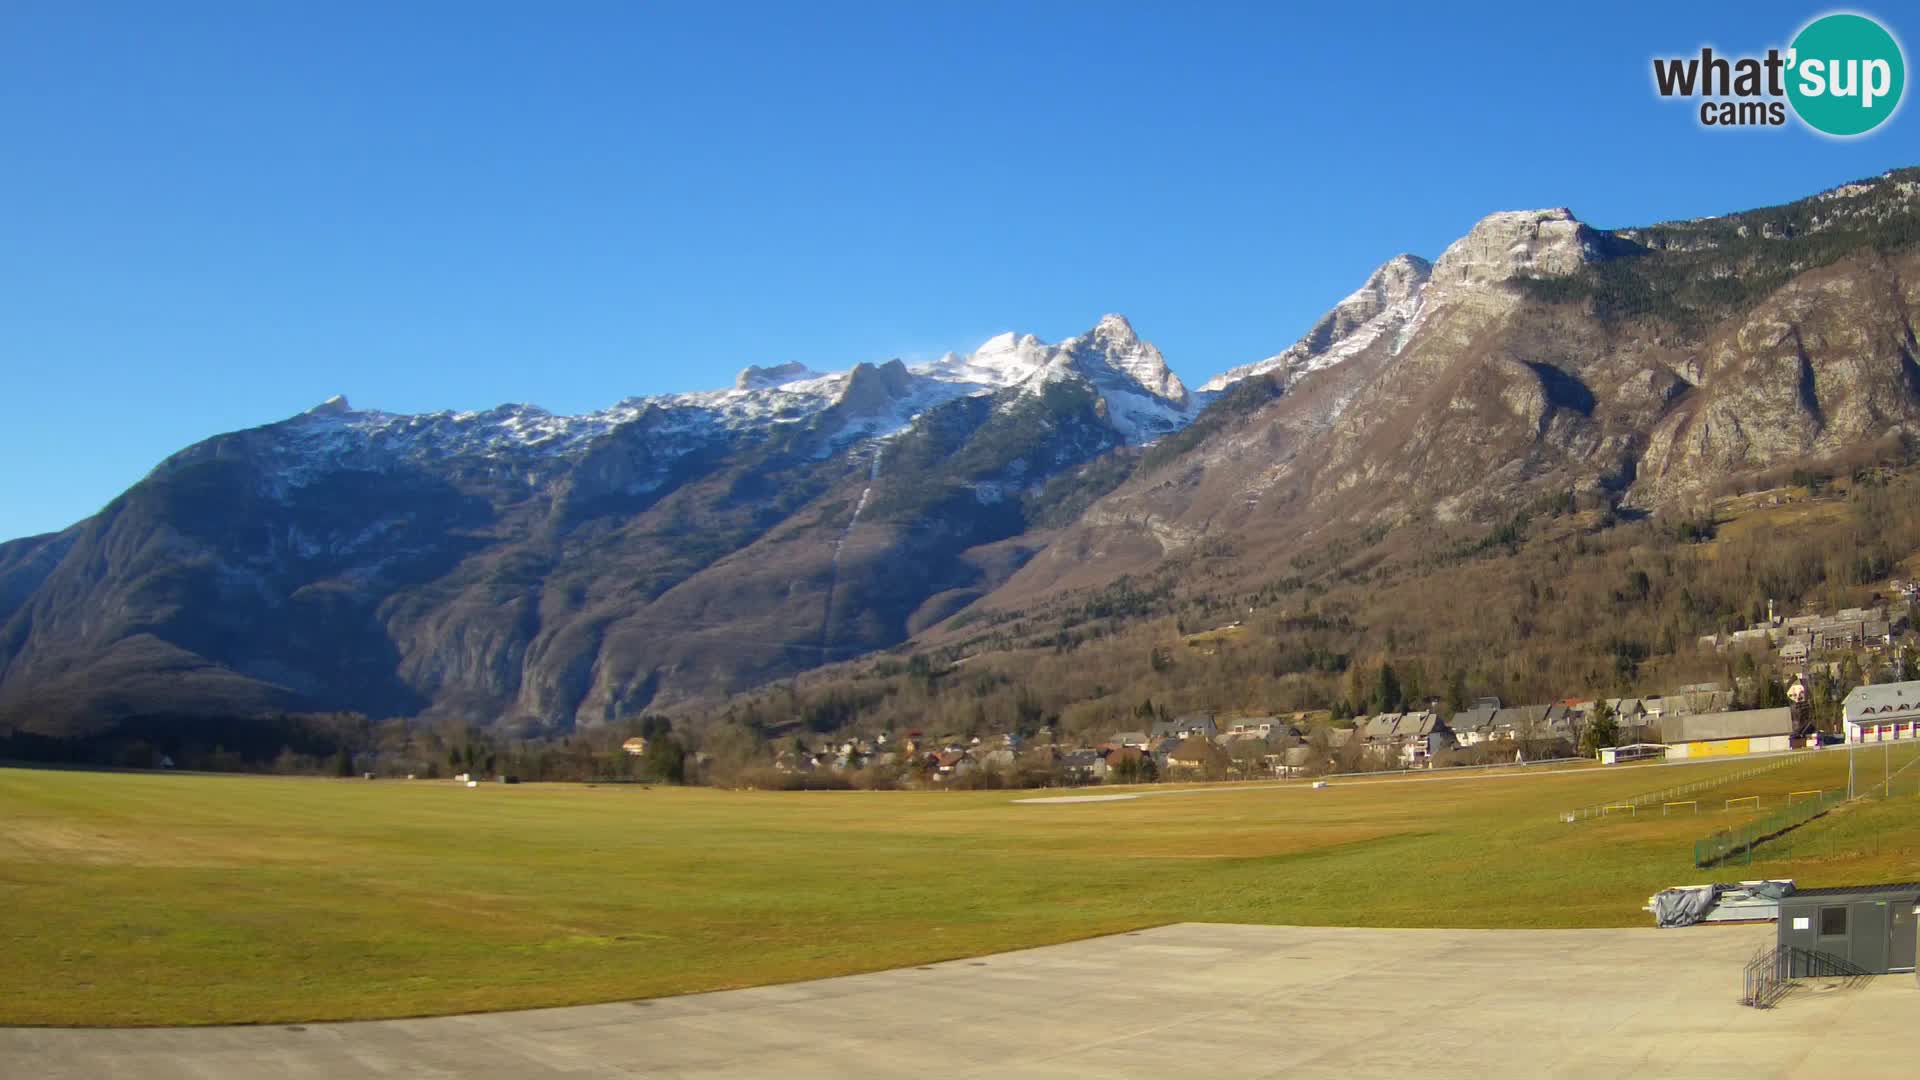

992,169,1920,610
5,167,1920,737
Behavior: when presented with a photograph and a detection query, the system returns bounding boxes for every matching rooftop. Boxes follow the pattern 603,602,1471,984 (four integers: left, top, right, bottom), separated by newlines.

1843,681,1920,713
1658,707,1792,743
1786,882,1920,899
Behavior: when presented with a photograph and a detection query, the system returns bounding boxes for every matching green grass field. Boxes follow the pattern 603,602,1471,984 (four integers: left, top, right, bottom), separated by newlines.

5,751,1920,1026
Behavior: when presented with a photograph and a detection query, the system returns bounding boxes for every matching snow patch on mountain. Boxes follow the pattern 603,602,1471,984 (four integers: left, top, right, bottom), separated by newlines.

232,315,1199,488
984,314,1192,441
918,332,1053,389
1200,255,1432,394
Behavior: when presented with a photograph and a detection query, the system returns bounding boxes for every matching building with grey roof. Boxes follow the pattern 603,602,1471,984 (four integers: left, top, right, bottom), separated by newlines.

1658,707,1793,758
1843,680,1920,744
1448,706,1499,746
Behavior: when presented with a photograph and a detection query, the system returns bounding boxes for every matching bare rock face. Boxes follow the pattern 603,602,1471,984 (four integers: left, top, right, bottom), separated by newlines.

1430,208,1602,287
1072,314,1188,405
1303,254,1432,350
1631,254,1920,503
998,170,1920,607
834,359,917,416
1200,255,1432,393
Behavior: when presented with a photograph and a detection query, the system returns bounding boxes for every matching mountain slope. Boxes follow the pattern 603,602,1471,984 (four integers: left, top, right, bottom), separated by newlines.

6,168,1920,740
0,317,1192,734
985,171,1920,607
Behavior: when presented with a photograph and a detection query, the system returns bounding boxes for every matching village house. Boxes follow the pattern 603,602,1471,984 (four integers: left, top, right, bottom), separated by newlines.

1224,717,1299,740
1447,705,1499,746
1605,698,1648,725
620,737,647,756
1151,713,1219,740
1488,705,1547,743
1104,745,1152,781
1477,704,1583,751
1212,729,1287,778
1711,603,1902,659
1665,684,1735,716
1394,711,1455,767
1348,711,1454,767
1109,730,1151,749
929,749,975,780
1357,713,1404,747
1165,736,1229,778
1057,748,1106,784
1279,745,1316,777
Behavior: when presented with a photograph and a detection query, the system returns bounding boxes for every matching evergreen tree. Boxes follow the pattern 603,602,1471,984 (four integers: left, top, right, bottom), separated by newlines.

1580,699,1619,757
1443,670,1468,717
642,736,688,784
1371,663,1402,715
1758,677,1788,708
1839,653,1864,693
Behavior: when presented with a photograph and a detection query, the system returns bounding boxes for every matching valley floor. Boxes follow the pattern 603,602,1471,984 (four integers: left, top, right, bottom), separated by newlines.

3,754,1919,1025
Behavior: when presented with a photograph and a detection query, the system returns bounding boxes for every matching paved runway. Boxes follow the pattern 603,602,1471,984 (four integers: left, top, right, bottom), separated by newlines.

5,922,1913,1079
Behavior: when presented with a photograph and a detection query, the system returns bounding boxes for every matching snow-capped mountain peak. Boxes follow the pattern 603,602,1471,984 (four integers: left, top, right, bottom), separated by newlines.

235,315,1202,489
1064,313,1188,405
917,331,1051,389
1199,255,1432,394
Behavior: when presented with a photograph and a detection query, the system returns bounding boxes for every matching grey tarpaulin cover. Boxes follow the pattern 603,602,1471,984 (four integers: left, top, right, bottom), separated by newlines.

1652,885,1722,927
1651,881,1795,927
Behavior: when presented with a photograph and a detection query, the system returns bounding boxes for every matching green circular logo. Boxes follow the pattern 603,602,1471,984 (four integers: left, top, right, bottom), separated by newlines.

1787,13,1906,136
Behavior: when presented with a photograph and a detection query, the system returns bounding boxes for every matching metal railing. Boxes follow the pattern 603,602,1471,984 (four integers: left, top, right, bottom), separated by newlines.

1694,789,1844,867
1741,944,1873,1008
1562,750,1817,822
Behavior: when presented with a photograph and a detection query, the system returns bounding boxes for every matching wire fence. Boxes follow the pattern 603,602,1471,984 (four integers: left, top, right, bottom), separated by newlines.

1560,750,1816,823
1693,789,1845,867
1856,740,1920,799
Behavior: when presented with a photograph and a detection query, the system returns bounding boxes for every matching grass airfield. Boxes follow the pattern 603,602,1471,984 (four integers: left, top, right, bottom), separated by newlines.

4,749,1919,1026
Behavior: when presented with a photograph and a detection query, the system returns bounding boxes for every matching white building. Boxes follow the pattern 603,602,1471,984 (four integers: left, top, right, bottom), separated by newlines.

1843,681,1920,743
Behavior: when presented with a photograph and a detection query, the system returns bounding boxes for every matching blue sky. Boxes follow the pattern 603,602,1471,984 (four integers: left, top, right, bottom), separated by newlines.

3,2,1917,541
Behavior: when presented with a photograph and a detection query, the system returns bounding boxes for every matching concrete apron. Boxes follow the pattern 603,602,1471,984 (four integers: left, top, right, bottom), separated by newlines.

4,922,1913,1080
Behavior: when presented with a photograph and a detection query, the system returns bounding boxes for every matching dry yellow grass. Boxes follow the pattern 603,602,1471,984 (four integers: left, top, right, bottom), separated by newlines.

4,754,1919,1026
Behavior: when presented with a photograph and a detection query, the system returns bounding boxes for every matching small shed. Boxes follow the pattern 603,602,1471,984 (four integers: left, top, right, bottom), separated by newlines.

1599,743,1668,765
1776,883,1920,975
